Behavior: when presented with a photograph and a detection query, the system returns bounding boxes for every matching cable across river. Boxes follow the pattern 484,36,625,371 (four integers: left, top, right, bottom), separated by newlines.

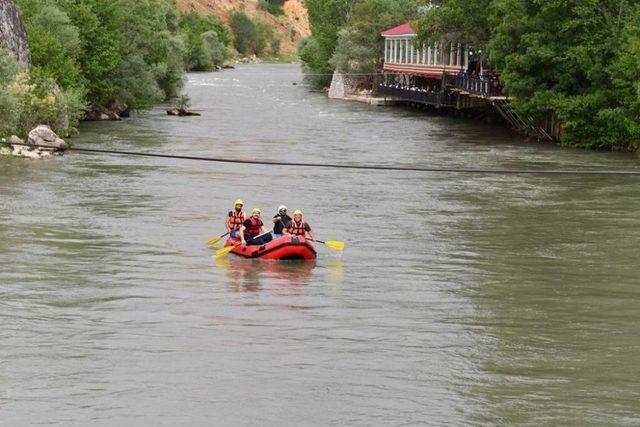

24,143,640,176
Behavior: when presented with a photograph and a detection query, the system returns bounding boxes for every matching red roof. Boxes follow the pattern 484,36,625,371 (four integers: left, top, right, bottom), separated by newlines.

381,23,416,37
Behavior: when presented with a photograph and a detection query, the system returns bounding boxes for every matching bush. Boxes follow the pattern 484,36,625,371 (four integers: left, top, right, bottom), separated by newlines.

299,36,332,87
253,19,274,56
0,48,85,139
300,0,352,88
18,0,196,112
179,11,229,71
230,12,275,56
20,3,83,90
258,0,285,16
270,35,281,56
230,12,257,55
200,31,228,68
330,0,422,74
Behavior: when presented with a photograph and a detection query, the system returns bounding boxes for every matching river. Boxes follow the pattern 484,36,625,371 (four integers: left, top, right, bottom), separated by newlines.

1,63,640,425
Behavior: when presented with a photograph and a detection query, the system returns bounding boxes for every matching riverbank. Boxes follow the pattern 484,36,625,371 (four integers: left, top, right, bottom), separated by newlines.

326,70,542,144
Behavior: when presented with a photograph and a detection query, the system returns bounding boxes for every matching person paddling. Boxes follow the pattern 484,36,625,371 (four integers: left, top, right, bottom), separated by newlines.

285,210,315,241
226,199,246,238
240,208,272,247
272,205,292,238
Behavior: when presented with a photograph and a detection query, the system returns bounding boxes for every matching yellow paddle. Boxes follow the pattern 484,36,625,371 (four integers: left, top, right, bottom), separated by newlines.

207,231,230,247
310,239,345,251
215,243,239,258
277,219,345,252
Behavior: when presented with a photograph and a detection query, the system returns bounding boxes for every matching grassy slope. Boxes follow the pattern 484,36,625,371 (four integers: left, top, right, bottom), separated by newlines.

176,0,309,57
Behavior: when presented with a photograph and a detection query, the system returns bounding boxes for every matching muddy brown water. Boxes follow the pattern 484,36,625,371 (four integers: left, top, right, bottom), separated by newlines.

1,64,640,425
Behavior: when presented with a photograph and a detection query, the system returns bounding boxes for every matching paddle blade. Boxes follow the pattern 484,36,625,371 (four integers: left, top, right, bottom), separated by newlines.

207,235,222,247
215,244,237,258
323,240,345,251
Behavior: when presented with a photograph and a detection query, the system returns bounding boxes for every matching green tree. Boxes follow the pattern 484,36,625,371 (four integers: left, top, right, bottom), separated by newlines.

19,1,84,90
489,0,636,149
413,0,640,149
253,18,274,56
300,0,352,87
66,0,121,107
107,0,187,107
179,11,229,71
0,49,21,137
331,0,423,74
230,12,274,56
599,3,640,149
416,0,491,47
0,48,85,138
18,0,192,111
230,12,257,55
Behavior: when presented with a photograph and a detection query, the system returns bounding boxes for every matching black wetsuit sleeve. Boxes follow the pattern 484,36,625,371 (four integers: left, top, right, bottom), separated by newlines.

273,215,284,234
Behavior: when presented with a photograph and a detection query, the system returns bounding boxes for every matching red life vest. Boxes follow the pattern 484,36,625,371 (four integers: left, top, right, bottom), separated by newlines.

228,210,245,230
287,220,307,236
244,217,263,238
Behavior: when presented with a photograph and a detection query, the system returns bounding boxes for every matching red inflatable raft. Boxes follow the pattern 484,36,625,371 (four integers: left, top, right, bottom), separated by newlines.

224,235,317,260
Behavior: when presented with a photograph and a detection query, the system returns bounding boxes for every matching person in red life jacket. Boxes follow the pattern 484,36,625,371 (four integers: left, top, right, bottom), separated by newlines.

240,208,273,246
284,210,315,241
226,199,246,238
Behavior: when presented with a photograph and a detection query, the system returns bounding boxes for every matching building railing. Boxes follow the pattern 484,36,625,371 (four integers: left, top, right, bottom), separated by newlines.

377,84,459,107
449,73,503,98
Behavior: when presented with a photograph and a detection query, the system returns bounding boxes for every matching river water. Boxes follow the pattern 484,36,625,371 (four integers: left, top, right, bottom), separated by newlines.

2,64,640,425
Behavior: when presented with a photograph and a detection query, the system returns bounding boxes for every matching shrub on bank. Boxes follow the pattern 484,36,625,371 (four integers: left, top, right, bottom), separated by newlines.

258,0,285,16
0,49,84,139
17,0,192,113
179,11,229,71
230,12,277,57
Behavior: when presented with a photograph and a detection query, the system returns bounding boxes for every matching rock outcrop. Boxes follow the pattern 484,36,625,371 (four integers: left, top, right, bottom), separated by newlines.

329,71,367,100
166,108,201,117
1,125,68,159
236,54,261,64
0,0,31,68
27,125,69,150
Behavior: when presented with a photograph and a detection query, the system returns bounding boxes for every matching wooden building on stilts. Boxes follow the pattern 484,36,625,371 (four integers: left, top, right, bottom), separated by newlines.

378,23,558,141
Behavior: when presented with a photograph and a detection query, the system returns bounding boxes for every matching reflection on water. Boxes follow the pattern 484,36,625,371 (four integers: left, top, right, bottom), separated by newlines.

1,64,640,425
215,257,316,293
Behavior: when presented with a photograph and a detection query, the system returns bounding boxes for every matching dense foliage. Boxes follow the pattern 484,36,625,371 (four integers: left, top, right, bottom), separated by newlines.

301,0,425,87
417,0,640,150
179,12,229,71
17,0,188,113
330,0,424,74
229,11,278,57
0,48,84,137
299,0,352,87
258,0,286,16
302,0,640,149
1,1,283,139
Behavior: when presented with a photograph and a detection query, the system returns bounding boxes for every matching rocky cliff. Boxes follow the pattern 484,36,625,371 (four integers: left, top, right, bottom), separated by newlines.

0,0,30,68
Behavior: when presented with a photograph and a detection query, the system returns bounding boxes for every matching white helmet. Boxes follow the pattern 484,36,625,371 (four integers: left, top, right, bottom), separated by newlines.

278,205,287,211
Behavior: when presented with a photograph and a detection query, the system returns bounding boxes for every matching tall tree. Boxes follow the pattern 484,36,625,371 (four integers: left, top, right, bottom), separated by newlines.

331,0,424,74
489,0,637,149
299,0,352,86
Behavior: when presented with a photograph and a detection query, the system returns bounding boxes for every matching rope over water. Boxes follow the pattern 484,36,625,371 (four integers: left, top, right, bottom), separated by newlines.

23,143,640,176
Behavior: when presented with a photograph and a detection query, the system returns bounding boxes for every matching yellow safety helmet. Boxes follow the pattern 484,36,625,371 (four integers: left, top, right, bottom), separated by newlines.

293,209,303,216
234,199,244,206
252,208,261,214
